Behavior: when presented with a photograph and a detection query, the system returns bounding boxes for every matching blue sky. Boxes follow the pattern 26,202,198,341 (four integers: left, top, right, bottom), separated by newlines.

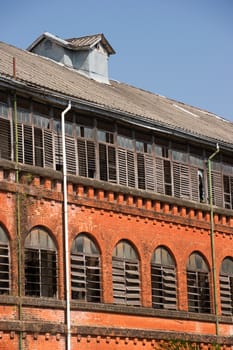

1,0,233,121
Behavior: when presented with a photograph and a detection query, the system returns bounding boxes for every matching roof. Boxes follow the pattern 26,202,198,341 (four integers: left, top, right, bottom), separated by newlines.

66,34,115,55
0,40,233,147
27,32,115,55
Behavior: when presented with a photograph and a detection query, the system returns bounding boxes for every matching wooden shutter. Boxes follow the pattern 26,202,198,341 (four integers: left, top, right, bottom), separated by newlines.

151,264,177,310
220,275,233,315
125,260,140,305
0,118,11,160
77,139,96,178
87,141,96,178
54,134,62,170
16,124,23,163
118,149,136,188
34,127,43,167
162,266,177,310
0,242,10,294
145,154,155,191
99,143,108,181
24,125,33,165
99,144,117,183
190,166,199,202
173,163,190,199
65,137,77,175
43,130,54,169
155,157,165,194
71,254,86,300
77,139,87,177
108,146,117,183
137,153,145,189
112,258,140,306
210,171,223,207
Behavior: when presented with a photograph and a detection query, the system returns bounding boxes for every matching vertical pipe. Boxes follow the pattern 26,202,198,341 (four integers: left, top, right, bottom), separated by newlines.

61,101,72,350
13,57,23,350
207,144,220,336
14,93,22,350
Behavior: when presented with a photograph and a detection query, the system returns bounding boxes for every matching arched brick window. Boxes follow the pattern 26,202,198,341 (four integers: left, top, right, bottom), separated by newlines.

71,233,101,302
187,252,210,313
0,226,10,295
151,246,177,310
220,257,233,315
112,240,141,306
24,228,57,297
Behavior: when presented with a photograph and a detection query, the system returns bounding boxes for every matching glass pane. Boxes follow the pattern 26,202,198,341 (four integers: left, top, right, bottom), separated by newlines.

25,228,56,250
221,257,233,275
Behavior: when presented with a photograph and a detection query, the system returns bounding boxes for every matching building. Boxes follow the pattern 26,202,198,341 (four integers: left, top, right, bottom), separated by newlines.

0,32,232,350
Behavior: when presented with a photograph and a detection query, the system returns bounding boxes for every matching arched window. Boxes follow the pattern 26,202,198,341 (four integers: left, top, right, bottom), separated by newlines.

112,240,140,306
0,226,10,294
71,233,101,302
187,252,210,313
24,228,57,297
220,257,233,315
151,246,177,310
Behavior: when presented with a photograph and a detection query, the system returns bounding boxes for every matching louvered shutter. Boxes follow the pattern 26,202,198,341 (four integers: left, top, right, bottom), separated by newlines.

220,275,233,315
173,163,190,199
71,254,86,300
87,141,96,178
155,157,165,194
34,127,43,167
0,242,10,294
112,258,126,304
77,139,96,178
54,134,62,170
211,171,223,207
99,143,107,181
43,130,54,169
137,153,145,189
65,137,77,175
24,125,33,165
127,151,136,188
162,267,177,310
86,256,101,302
145,154,155,191
16,124,23,163
125,260,140,305
190,166,199,202
0,118,11,160
108,146,117,183
77,139,87,177
118,149,127,186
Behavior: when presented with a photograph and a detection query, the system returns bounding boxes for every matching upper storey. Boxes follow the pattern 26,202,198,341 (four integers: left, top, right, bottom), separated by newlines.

0,33,233,211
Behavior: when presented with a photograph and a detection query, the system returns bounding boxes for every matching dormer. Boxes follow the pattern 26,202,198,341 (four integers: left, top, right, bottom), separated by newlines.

27,32,115,84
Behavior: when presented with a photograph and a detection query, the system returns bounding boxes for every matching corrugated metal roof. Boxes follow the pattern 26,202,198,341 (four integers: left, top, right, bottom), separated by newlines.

0,40,232,146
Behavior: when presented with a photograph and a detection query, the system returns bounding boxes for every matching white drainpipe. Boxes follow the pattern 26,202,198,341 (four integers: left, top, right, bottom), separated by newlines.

61,101,72,350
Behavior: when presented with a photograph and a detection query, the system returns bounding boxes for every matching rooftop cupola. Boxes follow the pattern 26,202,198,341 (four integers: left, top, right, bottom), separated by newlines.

27,32,115,84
